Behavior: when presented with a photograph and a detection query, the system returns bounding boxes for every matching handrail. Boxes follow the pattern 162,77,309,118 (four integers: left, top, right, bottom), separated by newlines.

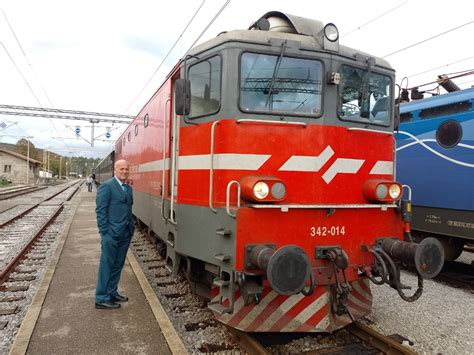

402,184,412,200
209,121,220,213
226,180,241,218
347,127,393,135
161,98,170,222
169,96,178,225
236,119,306,127
250,203,399,211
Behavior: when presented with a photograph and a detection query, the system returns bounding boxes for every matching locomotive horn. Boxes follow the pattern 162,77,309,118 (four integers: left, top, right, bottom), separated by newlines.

380,237,444,279
249,244,311,295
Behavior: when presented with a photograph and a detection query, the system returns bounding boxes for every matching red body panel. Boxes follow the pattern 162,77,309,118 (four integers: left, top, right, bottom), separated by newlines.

235,207,402,273
117,80,172,198
177,120,395,206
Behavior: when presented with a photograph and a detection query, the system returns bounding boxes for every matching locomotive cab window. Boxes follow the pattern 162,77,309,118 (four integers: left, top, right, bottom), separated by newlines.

338,65,392,126
188,56,221,118
240,53,322,116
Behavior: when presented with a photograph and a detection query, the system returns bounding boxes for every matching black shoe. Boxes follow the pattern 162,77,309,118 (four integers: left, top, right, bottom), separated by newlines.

95,301,121,309
111,294,128,303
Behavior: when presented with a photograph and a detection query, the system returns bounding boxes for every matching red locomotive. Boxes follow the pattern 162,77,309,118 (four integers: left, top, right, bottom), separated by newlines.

108,11,444,332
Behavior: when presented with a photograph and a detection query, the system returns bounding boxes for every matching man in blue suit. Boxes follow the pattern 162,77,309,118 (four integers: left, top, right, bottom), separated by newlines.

95,159,135,309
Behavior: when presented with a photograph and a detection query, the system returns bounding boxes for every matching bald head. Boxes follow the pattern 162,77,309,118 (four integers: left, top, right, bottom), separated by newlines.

114,159,130,183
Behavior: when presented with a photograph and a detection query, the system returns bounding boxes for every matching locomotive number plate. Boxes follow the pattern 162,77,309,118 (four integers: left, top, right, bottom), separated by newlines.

310,226,346,237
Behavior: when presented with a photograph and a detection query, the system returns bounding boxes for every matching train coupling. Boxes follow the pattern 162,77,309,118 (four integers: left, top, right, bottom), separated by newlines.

366,237,444,302
380,237,444,279
245,244,311,296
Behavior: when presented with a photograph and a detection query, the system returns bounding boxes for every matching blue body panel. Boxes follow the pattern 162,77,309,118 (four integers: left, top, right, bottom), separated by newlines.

395,88,474,212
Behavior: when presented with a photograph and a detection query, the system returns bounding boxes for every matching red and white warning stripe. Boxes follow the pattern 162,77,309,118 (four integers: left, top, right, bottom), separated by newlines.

212,278,373,332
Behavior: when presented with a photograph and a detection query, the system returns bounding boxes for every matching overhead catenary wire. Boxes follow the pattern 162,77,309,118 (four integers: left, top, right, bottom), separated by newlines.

182,0,230,58
341,0,408,38
123,0,206,114
383,20,474,58
0,42,43,106
406,56,474,79
408,69,474,90
2,10,54,108
1,11,74,153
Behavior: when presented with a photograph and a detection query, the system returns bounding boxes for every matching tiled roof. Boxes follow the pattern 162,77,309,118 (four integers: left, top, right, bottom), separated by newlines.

0,148,43,164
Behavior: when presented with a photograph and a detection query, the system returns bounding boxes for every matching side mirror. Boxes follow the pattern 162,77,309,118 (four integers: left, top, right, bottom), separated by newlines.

174,79,191,116
394,103,400,131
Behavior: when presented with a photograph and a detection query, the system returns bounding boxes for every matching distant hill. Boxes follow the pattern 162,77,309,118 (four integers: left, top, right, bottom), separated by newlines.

0,141,101,176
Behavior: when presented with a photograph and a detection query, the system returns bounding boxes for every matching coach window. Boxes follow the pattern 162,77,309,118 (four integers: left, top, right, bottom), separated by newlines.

188,56,221,118
338,65,391,126
240,53,322,116
144,113,149,127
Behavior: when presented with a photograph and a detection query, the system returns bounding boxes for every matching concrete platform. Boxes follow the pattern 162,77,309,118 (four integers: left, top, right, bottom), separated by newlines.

10,187,186,354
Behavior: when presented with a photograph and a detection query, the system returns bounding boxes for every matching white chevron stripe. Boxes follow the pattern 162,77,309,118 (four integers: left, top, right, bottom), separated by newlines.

235,291,279,329
322,158,364,183
281,292,329,331
369,161,393,175
178,153,271,170
279,146,334,172
255,293,305,331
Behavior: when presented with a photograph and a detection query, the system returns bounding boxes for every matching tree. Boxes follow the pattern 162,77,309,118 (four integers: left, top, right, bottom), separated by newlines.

16,138,41,161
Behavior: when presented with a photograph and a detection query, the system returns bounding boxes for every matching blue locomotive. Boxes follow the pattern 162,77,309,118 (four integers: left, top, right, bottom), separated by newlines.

395,86,474,260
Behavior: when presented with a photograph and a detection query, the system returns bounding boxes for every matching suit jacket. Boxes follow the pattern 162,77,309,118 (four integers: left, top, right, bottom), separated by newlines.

96,177,135,238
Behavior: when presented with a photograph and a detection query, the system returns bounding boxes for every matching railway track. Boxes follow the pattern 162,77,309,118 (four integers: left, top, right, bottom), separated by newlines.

0,181,81,227
229,322,417,354
0,185,47,201
0,182,82,283
130,229,417,354
435,259,474,292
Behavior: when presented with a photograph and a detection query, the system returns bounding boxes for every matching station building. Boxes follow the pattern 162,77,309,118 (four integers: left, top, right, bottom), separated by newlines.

0,148,42,184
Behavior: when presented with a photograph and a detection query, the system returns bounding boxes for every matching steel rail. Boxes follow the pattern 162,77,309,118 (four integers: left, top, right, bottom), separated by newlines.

0,204,64,283
226,327,270,355
0,182,81,227
347,322,417,355
0,186,46,200
0,204,39,228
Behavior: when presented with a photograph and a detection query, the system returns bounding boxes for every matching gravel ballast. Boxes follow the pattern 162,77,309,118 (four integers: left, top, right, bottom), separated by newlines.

367,251,473,354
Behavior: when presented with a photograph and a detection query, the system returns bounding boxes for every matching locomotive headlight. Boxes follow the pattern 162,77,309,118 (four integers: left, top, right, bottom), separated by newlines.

240,176,286,202
389,184,401,199
363,179,402,203
324,23,339,42
375,184,388,199
271,182,286,199
253,182,269,200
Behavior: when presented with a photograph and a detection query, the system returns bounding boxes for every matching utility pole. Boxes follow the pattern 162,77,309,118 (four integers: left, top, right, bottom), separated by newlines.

59,156,63,179
90,119,99,147
26,139,29,184
25,136,33,184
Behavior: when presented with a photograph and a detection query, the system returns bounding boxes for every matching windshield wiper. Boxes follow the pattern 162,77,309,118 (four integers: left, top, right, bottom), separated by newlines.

265,41,287,109
360,57,373,119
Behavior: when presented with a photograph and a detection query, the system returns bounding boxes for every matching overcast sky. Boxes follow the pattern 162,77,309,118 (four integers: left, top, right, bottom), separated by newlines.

0,0,473,158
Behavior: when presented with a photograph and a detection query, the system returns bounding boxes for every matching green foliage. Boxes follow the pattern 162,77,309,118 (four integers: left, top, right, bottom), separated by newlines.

0,177,11,186
7,140,102,177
